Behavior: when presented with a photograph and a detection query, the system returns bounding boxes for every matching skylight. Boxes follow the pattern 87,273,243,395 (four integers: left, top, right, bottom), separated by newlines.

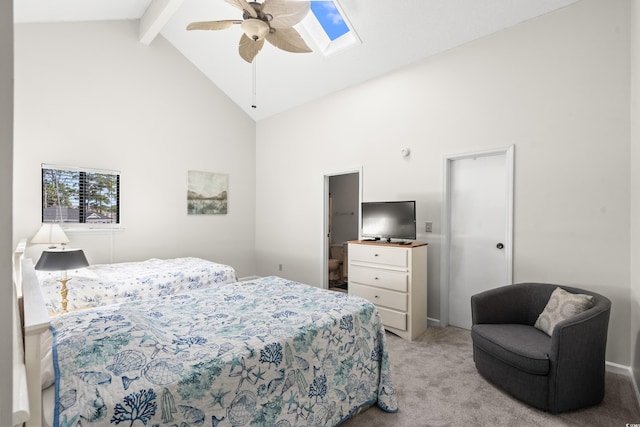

300,0,360,56
310,1,350,41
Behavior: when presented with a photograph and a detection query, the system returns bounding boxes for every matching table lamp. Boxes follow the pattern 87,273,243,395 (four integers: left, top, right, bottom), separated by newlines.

35,248,89,313
31,223,70,249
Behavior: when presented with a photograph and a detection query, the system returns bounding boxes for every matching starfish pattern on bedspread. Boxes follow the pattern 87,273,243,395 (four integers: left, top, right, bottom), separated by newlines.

49,276,398,427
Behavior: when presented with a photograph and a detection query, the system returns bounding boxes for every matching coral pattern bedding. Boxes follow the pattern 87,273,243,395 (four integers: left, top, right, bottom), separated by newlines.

36,257,237,314
49,276,397,427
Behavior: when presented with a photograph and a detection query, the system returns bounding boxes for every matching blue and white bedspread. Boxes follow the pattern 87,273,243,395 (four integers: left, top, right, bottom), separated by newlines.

50,276,398,427
37,257,237,313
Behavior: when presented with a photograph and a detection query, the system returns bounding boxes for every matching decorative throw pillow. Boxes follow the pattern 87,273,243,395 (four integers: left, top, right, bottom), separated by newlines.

534,287,594,336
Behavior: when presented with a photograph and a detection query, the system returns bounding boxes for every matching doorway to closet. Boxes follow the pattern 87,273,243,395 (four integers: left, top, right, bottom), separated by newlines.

441,146,514,329
323,169,361,291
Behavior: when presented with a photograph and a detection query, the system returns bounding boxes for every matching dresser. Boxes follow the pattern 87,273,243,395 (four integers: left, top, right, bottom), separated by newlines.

348,240,427,341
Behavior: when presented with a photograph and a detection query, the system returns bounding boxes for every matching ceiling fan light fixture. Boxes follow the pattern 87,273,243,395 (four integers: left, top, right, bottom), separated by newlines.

242,18,270,41
187,0,312,62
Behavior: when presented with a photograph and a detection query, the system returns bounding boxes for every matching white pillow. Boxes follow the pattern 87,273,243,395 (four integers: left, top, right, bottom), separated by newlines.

41,328,55,389
534,287,593,336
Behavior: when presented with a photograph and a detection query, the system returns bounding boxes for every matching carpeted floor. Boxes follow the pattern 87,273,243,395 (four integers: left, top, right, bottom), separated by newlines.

341,326,640,427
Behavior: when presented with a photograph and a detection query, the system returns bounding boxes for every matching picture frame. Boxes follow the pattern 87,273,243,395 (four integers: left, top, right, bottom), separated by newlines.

187,170,228,215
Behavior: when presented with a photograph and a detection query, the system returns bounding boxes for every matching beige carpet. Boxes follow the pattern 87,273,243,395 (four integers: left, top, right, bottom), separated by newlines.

341,326,640,427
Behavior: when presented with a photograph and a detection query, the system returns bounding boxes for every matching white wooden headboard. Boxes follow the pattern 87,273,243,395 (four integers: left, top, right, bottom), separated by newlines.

13,238,52,427
13,238,28,426
21,257,51,427
13,274,29,426
13,238,26,298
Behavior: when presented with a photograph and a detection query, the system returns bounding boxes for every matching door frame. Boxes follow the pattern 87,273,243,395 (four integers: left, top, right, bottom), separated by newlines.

322,167,363,289
440,146,514,327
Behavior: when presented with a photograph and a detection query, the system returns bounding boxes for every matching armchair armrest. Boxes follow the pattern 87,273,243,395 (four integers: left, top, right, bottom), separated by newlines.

547,295,611,412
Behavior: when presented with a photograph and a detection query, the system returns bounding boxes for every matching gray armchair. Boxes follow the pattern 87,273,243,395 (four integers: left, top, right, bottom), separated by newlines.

470,283,611,413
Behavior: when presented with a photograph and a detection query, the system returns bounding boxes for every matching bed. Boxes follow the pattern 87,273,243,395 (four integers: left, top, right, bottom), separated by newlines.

35,256,237,314
18,251,398,427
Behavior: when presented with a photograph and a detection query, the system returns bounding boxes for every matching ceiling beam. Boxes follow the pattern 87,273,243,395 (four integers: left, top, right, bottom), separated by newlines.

139,0,184,46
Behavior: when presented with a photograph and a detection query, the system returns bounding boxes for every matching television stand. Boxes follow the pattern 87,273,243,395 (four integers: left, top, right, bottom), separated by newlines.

347,240,428,341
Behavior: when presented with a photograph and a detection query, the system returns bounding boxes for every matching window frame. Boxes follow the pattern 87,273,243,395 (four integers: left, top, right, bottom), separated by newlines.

300,0,361,57
41,164,121,229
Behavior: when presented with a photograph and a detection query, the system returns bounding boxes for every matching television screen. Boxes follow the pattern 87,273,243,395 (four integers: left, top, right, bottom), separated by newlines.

361,201,416,241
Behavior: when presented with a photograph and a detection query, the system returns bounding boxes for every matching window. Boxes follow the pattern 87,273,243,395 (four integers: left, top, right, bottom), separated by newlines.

301,0,360,56
310,1,350,41
41,164,120,226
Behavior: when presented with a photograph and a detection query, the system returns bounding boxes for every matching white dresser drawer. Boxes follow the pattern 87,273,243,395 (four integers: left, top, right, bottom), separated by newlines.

377,307,407,331
349,283,407,312
347,241,427,341
349,265,408,292
349,244,408,268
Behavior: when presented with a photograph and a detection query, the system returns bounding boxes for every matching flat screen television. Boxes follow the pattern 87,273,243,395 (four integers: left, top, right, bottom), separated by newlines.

361,200,416,242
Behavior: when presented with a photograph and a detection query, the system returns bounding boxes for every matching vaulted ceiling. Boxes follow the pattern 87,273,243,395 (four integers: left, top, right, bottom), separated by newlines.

14,0,579,121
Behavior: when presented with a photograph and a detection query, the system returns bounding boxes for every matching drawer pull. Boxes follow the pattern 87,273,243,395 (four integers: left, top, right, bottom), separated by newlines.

374,295,379,299
374,253,379,257
374,277,379,280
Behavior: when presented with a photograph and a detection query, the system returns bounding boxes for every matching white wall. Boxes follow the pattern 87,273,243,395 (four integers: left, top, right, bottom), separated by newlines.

256,0,632,365
630,0,640,389
0,0,13,423
13,21,257,277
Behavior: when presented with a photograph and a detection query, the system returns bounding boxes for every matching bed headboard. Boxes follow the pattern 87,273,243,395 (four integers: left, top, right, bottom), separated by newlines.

13,237,52,427
12,239,28,426
13,268,29,426
21,257,51,427
13,238,26,299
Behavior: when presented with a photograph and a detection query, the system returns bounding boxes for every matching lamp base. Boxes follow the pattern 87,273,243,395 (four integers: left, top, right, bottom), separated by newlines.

57,277,71,313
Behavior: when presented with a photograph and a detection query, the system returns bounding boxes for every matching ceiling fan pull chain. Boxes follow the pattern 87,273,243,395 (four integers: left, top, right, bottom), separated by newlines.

251,58,257,109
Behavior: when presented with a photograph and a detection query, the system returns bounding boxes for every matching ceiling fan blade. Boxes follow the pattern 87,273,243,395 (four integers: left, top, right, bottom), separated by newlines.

266,27,312,53
187,20,242,31
225,0,258,18
239,33,265,63
262,0,310,28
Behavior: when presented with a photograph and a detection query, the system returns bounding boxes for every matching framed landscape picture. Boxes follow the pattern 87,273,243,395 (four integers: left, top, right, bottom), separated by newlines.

187,170,228,215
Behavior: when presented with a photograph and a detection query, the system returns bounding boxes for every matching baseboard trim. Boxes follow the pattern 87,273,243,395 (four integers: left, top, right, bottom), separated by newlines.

427,317,441,327
605,361,640,408
606,361,630,375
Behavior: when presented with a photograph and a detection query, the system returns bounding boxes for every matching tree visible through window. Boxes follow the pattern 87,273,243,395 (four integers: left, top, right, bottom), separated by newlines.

42,165,120,225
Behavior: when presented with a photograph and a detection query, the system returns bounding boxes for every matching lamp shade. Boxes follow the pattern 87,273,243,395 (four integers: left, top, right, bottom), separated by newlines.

31,223,70,245
35,248,89,271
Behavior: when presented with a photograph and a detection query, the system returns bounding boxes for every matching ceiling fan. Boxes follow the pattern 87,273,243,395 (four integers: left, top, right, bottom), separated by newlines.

187,0,312,63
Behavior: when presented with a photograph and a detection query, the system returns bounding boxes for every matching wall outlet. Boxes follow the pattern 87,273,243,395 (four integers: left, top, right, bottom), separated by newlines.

278,264,283,271
425,221,433,233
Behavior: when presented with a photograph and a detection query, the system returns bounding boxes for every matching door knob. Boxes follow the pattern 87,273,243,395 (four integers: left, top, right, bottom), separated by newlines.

496,243,504,250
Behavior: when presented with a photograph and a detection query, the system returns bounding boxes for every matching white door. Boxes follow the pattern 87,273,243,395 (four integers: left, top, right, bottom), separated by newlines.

444,147,513,329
